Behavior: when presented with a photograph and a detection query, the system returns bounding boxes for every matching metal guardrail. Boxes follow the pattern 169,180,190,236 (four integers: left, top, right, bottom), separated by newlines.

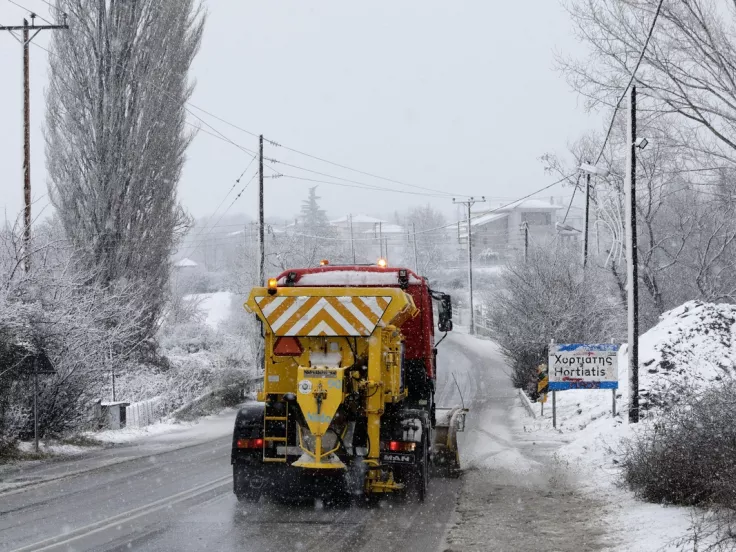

517,388,537,419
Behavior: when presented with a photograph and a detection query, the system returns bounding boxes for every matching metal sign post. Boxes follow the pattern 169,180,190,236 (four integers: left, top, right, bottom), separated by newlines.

29,351,56,453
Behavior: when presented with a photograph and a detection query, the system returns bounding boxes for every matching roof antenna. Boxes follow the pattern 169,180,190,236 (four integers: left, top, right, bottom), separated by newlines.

452,372,465,410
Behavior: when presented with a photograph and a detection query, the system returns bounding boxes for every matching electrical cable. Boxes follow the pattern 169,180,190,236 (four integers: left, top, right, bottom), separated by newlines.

6,0,55,25
272,172,451,198
593,0,665,165
412,172,576,237
266,158,455,198
267,138,472,198
179,170,258,258
561,174,581,224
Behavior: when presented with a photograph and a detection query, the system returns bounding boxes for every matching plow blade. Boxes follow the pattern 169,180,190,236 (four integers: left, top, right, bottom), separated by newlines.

431,406,468,478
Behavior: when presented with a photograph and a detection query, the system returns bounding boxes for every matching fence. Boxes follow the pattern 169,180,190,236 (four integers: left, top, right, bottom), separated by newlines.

125,397,164,429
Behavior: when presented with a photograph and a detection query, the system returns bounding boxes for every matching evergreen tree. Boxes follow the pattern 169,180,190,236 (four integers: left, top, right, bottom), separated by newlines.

299,187,330,234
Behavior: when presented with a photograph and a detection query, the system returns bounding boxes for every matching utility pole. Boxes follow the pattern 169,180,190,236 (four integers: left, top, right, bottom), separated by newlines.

110,346,116,402
522,221,529,261
33,356,38,453
258,134,265,285
379,222,383,258
626,86,640,423
1,14,69,272
349,214,356,264
412,223,419,274
453,196,486,335
256,135,266,375
583,164,591,268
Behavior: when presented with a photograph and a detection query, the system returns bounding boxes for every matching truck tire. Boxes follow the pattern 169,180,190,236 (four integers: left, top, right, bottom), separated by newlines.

406,438,428,502
233,465,262,504
415,438,429,501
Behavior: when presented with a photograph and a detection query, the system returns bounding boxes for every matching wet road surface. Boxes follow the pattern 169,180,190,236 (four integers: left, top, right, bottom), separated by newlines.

0,332,493,552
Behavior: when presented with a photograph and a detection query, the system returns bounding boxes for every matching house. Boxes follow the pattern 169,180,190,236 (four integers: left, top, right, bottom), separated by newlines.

461,198,564,258
174,258,198,269
329,214,390,238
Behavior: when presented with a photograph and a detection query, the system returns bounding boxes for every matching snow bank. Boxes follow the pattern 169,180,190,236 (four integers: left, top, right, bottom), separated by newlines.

527,301,736,551
185,291,234,329
91,407,237,445
540,300,736,434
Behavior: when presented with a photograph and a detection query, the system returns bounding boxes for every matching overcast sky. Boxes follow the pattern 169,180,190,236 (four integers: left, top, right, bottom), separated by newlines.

0,1,596,226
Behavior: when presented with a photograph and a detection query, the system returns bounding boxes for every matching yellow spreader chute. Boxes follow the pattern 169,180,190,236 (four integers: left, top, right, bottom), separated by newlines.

293,366,346,469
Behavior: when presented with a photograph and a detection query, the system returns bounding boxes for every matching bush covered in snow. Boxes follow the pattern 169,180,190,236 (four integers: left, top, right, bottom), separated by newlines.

485,245,625,391
0,221,146,452
622,381,736,508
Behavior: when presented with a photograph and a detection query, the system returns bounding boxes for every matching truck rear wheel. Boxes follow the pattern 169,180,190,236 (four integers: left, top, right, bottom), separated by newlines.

233,465,262,504
404,438,428,502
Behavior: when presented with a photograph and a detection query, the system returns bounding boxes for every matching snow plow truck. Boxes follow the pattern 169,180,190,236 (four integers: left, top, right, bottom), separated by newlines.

231,261,466,503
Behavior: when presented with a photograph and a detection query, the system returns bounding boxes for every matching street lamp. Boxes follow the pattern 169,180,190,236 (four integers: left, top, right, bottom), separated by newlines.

579,163,610,177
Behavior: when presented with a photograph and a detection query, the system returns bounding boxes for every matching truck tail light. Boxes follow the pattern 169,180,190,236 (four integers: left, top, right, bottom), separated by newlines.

381,441,416,452
237,438,264,449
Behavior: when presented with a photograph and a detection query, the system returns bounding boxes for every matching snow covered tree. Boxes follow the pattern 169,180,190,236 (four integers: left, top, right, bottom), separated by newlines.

405,204,450,278
487,244,625,391
45,0,205,336
0,220,146,447
300,186,331,235
271,187,341,269
559,0,736,166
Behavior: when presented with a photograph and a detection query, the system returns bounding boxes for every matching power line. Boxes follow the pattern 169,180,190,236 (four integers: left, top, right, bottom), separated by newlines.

185,108,258,156
562,174,581,224
19,23,477,202
413,173,576,237
186,102,261,139
6,0,54,25
37,0,62,14
266,158,455,198
271,172,451,198
594,0,665,165
267,138,472,198
180,170,259,258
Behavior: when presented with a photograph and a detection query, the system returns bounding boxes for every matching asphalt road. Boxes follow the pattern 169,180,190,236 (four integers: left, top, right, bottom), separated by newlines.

0,332,507,552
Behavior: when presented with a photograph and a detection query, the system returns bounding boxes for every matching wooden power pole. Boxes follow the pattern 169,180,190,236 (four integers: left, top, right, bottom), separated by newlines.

452,196,486,335
626,86,640,423
258,134,265,285
0,14,68,271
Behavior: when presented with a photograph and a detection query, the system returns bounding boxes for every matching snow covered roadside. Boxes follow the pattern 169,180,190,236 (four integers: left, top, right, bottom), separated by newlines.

443,331,612,551
184,291,234,329
0,407,239,495
523,301,736,551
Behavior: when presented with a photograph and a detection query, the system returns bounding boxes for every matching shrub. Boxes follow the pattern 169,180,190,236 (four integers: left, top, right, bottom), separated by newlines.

486,245,625,391
622,380,736,508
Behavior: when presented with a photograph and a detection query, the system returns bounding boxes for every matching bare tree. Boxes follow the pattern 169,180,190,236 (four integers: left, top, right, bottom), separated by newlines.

45,0,205,335
405,204,449,278
559,0,736,164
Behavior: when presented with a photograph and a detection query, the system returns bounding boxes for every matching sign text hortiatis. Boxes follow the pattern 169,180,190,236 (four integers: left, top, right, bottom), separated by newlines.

548,343,620,391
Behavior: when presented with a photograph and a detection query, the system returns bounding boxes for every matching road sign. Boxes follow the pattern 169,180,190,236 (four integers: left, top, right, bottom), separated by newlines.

537,364,548,403
548,343,619,391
